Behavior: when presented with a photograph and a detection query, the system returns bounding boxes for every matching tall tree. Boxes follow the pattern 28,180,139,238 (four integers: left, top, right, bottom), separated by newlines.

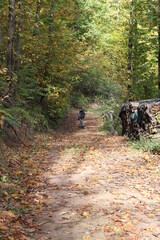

158,0,160,92
16,0,23,72
128,0,134,91
7,0,16,103
0,27,2,43
49,0,54,36
34,0,41,36
117,0,121,23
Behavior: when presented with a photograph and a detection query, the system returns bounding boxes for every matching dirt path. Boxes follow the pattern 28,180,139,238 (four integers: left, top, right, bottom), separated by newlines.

34,110,160,240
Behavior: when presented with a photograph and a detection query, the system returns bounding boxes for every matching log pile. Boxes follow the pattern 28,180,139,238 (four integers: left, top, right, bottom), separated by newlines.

119,99,160,139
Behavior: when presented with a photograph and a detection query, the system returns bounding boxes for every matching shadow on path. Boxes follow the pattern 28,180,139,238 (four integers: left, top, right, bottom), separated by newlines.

34,110,160,240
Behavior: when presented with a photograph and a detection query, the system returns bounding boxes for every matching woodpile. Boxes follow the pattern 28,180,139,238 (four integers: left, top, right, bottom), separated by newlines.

119,99,160,139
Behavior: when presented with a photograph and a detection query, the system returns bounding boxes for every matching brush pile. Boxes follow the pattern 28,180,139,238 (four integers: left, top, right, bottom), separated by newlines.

119,99,160,139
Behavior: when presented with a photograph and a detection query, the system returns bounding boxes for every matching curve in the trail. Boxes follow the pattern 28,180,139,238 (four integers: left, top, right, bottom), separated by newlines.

34,111,160,240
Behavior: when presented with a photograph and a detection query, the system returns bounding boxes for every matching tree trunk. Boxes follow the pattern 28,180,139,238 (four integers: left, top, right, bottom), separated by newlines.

34,1,41,36
0,26,2,43
40,1,54,107
0,26,3,64
16,0,23,72
128,0,133,74
49,1,54,35
127,0,134,93
7,0,16,104
117,0,121,23
133,15,138,81
158,0,160,92
8,0,16,75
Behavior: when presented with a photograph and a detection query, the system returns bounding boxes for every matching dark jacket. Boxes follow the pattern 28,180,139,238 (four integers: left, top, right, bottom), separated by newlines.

78,109,85,120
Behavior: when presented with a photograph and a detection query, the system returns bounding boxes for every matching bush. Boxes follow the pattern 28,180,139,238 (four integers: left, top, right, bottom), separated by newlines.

131,136,160,154
97,79,123,135
101,100,122,135
0,105,50,146
70,92,89,109
98,79,122,101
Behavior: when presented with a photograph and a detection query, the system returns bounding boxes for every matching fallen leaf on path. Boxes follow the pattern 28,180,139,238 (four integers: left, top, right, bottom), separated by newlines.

1,211,17,220
49,212,53,217
90,146,95,150
12,222,23,230
148,214,155,219
83,190,89,195
27,228,36,233
123,222,132,231
0,222,8,230
16,170,23,175
83,235,91,240
55,186,60,190
48,196,53,199
12,193,20,200
104,225,112,232
83,211,89,218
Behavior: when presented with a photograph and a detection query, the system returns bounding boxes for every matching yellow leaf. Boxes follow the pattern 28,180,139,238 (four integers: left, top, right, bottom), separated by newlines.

12,193,19,199
0,113,4,129
83,236,91,240
48,196,53,199
148,214,155,219
16,170,23,175
123,222,132,231
83,211,89,218
28,159,33,166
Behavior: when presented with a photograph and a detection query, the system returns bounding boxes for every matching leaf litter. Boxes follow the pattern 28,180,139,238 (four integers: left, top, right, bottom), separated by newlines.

1,110,160,239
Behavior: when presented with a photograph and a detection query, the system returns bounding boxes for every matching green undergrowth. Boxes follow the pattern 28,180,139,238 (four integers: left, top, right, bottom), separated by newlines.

130,136,160,154
96,79,123,135
101,111,122,135
70,92,91,109
100,100,122,135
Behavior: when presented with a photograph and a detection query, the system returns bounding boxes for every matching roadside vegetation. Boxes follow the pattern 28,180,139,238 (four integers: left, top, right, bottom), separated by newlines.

1,0,160,238
130,136,160,154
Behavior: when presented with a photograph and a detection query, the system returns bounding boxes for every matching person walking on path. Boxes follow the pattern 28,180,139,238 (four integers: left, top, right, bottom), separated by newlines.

78,108,85,129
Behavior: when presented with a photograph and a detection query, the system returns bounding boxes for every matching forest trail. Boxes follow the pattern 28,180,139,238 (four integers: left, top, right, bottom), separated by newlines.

34,110,160,240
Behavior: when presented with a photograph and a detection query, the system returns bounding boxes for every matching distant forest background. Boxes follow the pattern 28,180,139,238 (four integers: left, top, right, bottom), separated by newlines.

0,0,160,132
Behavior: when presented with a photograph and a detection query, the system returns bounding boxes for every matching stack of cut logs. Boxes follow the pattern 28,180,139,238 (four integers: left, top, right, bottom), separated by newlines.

119,99,160,139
